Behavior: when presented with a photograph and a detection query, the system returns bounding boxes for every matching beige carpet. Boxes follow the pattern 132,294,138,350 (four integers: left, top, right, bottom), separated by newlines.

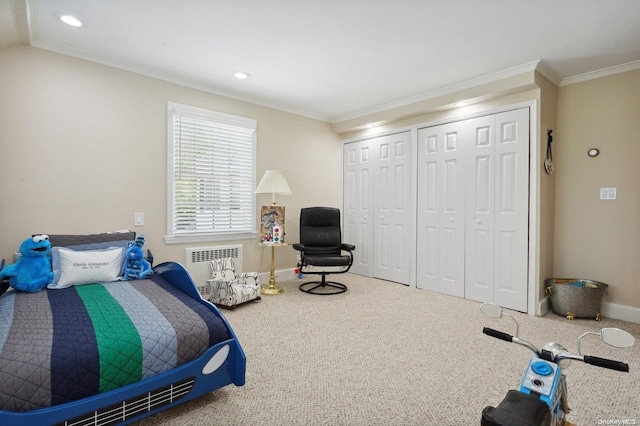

134,274,639,425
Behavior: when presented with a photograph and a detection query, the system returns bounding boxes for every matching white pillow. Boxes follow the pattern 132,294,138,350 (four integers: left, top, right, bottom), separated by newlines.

49,247,125,289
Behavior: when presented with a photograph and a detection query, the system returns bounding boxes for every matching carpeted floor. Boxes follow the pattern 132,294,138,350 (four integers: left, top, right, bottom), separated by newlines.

134,273,640,425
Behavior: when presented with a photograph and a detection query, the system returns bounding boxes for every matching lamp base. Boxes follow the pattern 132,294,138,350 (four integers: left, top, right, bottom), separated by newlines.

261,284,284,295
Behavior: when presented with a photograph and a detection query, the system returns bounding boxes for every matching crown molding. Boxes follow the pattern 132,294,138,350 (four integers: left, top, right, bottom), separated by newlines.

330,60,541,123
560,60,640,86
29,39,332,122
534,60,562,86
15,0,32,45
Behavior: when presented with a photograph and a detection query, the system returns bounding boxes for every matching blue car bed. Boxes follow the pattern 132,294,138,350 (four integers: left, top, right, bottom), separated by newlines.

0,232,245,425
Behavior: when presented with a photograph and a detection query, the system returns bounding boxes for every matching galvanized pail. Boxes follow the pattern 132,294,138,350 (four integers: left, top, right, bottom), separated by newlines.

545,278,608,320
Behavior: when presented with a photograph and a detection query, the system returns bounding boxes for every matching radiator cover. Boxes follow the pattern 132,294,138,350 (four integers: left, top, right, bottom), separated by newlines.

184,245,243,287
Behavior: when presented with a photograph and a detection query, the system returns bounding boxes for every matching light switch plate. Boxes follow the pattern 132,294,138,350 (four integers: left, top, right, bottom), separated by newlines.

134,212,144,226
600,188,617,200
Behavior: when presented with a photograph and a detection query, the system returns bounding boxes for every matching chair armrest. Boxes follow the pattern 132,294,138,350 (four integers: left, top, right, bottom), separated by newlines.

207,278,237,291
145,249,154,267
239,272,261,286
341,243,356,252
292,243,305,251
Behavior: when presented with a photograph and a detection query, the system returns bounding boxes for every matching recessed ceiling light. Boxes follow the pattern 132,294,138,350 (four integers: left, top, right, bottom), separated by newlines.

234,71,251,80
60,15,83,27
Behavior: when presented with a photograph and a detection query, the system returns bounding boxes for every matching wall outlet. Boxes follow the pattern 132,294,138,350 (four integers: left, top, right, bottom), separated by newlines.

134,212,145,226
600,188,617,200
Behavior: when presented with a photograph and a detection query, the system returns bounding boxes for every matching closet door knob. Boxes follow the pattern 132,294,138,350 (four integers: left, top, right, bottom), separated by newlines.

475,218,482,224
449,218,455,222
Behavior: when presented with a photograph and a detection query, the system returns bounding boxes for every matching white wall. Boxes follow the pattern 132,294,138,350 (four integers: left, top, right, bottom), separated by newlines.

555,69,640,316
0,45,341,274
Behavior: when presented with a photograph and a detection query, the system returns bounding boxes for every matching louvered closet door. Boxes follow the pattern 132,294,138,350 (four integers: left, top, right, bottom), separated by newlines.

373,133,411,284
416,122,466,296
343,140,374,277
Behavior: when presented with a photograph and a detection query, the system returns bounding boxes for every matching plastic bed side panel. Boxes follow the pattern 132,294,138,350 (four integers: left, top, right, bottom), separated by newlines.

0,338,245,425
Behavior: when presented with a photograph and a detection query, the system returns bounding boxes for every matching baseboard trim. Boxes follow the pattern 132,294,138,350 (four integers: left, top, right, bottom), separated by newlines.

538,295,639,324
601,301,640,324
538,295,550,317
258,268,299,286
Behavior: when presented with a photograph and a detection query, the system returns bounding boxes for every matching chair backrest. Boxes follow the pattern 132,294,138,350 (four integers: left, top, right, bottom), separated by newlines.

208,257,237,280
299,207,342,255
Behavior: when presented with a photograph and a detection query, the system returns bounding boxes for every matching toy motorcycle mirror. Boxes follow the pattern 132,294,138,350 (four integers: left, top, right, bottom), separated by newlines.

577,327,635,355
480,303,520,338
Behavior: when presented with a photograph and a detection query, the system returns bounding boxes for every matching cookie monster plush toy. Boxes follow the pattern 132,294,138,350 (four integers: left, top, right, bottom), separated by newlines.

0,234,54,292
123,234,152,280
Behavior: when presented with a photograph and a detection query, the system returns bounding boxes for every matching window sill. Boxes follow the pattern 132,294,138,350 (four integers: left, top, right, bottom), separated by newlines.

164,232,258,245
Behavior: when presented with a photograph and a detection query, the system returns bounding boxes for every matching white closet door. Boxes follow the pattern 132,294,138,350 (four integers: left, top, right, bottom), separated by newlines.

464,115,497,303
493,108,529,311
343,140,374,277
373,132,412,284
464,109,529,311
416,122,466,296
418,108,529,311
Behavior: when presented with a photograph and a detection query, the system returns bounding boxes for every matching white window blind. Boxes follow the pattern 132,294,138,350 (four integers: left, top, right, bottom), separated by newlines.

167,102,257,242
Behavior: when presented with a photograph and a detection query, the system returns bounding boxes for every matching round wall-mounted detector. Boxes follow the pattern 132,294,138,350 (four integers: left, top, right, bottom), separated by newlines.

588,148,600,157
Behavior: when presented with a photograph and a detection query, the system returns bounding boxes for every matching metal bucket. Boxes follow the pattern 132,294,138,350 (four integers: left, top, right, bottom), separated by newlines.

545,278,608,320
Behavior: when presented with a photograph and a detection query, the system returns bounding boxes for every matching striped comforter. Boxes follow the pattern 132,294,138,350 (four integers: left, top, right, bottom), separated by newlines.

0,275,230,412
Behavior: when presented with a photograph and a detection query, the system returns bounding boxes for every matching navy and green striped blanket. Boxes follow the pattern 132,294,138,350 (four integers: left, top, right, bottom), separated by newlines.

0,275,229,412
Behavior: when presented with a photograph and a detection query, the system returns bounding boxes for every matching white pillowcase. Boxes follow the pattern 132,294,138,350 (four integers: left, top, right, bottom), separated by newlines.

49,247,125,289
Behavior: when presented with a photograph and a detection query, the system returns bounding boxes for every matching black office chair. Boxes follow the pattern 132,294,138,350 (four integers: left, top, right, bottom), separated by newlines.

293,207,356,295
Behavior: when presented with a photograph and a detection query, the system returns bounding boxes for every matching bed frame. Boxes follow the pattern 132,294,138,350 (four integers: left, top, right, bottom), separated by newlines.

0,261,246,426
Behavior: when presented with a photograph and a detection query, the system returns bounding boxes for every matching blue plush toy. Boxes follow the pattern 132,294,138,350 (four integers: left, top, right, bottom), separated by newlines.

123,234,152,280
0,235,54,293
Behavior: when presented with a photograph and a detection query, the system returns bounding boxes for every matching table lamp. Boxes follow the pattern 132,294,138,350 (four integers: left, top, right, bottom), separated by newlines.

255,170,292,295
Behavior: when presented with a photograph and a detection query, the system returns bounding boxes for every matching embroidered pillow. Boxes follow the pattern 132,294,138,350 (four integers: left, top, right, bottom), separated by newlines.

49,247,125,289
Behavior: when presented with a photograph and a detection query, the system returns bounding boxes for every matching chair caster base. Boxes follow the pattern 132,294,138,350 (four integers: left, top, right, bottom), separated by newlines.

299,280,347,295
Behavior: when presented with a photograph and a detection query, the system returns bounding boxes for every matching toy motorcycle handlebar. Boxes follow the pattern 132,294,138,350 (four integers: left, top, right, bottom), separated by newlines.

483,327,513,342
581,355,629,372
483,327,542,356
483,327,630,372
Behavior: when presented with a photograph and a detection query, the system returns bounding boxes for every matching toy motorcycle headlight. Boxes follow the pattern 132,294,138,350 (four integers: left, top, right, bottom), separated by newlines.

542,342,572,368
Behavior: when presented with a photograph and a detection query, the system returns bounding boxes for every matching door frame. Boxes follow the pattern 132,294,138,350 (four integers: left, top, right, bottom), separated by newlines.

341,100,539,315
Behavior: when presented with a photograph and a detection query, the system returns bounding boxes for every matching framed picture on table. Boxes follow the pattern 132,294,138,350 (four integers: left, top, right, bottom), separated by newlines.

260,205,285,244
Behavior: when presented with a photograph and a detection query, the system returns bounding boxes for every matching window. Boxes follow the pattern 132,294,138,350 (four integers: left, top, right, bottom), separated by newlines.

166,102,257,243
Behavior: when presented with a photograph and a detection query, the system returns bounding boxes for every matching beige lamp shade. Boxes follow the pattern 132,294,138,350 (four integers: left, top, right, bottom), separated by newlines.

255,170,292,204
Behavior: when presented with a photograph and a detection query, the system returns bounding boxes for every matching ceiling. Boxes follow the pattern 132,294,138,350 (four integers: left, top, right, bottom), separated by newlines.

3,0,640,123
